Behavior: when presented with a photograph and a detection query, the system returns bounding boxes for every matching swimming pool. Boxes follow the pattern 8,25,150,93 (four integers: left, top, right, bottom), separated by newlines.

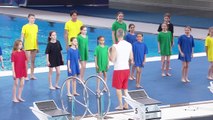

0,14,205,70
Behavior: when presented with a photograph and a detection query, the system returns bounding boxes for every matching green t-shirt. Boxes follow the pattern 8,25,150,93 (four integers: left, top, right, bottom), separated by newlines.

94,45,109,72
158,31,173,56
112,21,127,43
77,35,88,61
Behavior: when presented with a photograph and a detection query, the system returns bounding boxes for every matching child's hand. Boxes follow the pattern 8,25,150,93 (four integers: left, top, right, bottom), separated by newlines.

180,52,184,57
13,74,16,80
191,54,193,58
47,61,51,67
68,68,71,73
96,65,99,70
142,62,145,67
158,50,160,54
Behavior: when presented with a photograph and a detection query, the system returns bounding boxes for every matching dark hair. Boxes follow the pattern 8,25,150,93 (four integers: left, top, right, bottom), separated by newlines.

78,26,87,35
13,40,22,51
116,11,124,20
128,24,135,32
137,33,143,37
48,31,56,42
185,26,192,31
28,14,35,18
70,10,78,16
208,27,213,36
164,13,171,18
97,36,104,45
70,37,76,43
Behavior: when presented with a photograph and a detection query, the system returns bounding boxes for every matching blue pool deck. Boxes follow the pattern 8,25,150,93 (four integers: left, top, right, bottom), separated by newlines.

0,55,213,120
0,7,213,120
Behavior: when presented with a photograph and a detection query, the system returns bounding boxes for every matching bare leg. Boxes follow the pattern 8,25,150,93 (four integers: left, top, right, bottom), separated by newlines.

48,68,55,90
66,79,71,96
161,56,166,76
185,62,190,82
96,72,102,92
103,72,107,91
72,76,79,96
136,67,142,88
12,79,19,102
166,56,171,76
115,89,123,109
25,51,31,80
123,89,129,109
17,77,25,101
30,50,37,79
55,66,61,88
80,61,86,82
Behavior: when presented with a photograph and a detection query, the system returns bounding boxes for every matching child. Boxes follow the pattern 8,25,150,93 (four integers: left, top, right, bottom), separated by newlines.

67,37,80,96
133,33,148,88
112,11,127,44
126,24,137,80
178,26,194,83
21,14,38,80
158,23,173,77
0,46,4,69
11,40,27,102
94,36,109,92
158,13,174,35
45,31,64,90
205,27,213,80
77,26,88,82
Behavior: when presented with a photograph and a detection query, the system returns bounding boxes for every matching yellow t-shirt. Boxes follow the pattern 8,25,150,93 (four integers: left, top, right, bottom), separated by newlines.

21,24,38,50
64,20,83,45
205,36,213,61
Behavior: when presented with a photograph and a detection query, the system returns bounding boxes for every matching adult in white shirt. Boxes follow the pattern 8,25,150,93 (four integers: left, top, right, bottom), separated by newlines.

109,28,133,110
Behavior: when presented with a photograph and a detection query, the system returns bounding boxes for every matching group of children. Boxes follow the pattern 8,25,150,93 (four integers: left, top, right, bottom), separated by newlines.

1,11,213,103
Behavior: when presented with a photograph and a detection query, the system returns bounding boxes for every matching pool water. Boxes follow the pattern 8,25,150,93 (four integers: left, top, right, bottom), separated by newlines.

0,14,205,70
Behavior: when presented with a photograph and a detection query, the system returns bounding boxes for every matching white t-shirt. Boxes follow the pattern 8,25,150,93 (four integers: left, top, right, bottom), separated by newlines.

113,40,132,70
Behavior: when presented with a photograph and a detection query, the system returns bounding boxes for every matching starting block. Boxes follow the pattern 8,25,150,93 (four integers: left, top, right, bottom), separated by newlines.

30,100,70,120
123,89,161,120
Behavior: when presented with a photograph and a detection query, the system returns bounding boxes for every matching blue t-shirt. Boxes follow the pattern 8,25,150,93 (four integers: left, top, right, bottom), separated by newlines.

0,47,2,55
125,33,137,45
178,35,195,62
67,48,80,76
133,41,148,67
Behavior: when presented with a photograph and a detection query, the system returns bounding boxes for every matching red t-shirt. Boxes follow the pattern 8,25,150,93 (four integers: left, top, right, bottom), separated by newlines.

11,50,27,78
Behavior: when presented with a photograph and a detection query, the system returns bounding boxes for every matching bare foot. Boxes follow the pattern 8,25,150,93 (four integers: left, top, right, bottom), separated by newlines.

67,93,72,97
162,73,166,77
73,93,80,96
18,98,25,102
30,76,37,80
55,85,61,89
13,99,19,103
166,73,172,76
181,79,187,83
49,86,55,90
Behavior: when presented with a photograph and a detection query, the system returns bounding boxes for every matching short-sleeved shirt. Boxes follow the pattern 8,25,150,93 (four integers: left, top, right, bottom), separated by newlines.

67,48,80,76
11,50,27,78
113,40,132,70
112,21,127,43
77,35,88,61
158,31,173,56
94,45,109,72
205,36,213,61
133,41,148,67
64,20,83,45
125,33,137,45
45,40,64,67
178,35,195,62
21,24,38,50
0,47,2,55
157,23,174,34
